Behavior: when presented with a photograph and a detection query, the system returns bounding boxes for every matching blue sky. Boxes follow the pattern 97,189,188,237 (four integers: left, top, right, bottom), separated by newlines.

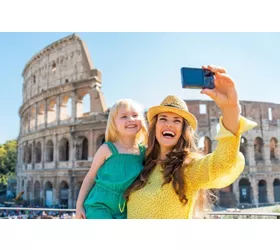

0,32,280,144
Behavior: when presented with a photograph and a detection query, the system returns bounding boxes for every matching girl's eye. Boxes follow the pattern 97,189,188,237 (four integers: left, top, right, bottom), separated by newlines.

133,114,139,118
121,116,127,119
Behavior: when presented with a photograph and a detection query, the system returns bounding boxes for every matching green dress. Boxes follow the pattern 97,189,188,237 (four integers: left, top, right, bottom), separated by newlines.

84,141,145,219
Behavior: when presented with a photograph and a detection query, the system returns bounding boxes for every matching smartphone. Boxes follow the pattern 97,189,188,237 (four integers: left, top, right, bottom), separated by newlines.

181,67,215,89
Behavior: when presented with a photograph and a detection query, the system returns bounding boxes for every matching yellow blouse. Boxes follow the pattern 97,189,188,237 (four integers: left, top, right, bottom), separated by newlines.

127,116,257,219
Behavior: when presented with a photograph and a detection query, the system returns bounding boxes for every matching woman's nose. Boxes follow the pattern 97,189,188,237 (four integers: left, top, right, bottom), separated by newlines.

165,122,173,127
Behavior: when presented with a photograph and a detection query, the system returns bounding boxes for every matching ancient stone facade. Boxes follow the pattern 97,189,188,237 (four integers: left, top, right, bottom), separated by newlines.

17,34,107,208
17,34,280,209
188,100,280,208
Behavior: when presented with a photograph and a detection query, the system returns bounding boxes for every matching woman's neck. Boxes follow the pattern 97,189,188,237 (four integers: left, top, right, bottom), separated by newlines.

159,147,171,161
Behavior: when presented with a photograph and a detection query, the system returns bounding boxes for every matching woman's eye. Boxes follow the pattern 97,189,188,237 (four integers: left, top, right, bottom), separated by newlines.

159,117,167,121
174,120,181,123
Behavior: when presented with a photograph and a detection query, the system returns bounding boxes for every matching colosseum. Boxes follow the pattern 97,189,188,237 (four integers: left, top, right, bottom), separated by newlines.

16,34,280,209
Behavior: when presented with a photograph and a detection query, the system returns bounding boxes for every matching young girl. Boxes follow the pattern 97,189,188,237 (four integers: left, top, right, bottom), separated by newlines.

75,99,148,219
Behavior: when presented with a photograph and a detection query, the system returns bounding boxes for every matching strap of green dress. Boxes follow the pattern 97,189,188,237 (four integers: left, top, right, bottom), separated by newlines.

104,141,119,155
138,144,146,159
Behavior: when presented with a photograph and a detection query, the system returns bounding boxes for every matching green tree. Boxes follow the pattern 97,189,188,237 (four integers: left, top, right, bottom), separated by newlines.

0,140,17,185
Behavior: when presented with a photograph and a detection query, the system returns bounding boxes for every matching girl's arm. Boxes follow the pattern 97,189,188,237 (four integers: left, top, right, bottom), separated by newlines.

75,144,111,218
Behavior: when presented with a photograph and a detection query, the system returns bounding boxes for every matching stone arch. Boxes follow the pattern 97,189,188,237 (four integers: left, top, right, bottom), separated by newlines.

239,178,251,203
35,141,42,163
76,136,88,160
273,179,280,202
22,112,29,134
96,134,105,150
270,137,278,160
76,90,91,118
23,144,28,164
258,180,268,203
59,138,69,161
59,181,69,208
240,137,248,164
37,102,45,127
27,144,32,164
47,98,57,124
46,140,54,162
44,181,53,207
60,95,72,120
34,181,41,206
254,137,264,161
30,106,36,130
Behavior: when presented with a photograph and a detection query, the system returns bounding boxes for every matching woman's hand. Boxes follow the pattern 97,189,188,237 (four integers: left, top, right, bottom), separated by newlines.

75,206,86,219
201,65,240,135
200,65,239,109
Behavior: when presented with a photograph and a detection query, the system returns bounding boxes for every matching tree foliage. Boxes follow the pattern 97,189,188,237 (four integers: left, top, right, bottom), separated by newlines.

0,140,17,185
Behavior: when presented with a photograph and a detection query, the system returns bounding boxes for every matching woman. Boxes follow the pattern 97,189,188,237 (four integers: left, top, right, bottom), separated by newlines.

125,65,257,219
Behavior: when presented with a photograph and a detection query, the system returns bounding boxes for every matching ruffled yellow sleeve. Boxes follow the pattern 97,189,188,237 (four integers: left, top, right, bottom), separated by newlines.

185,116,257,191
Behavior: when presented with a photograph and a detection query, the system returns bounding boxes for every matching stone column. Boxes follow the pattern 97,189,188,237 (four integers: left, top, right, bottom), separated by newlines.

53,177,58,206
88,130,94,162
23,179,27,201
247,141,256,166
251,178,259,207
71,90,77,122
35,102,38,130
233,180,240,207
30,178,34,205
70,134,76,168
28,108,31,133
41,137,45,169
56,95,61,125
267,177,274,203
44,99,48,128
69,172,75,209
41,179,45,207
32,140,36,169
54,134,58,168
263,141,271,166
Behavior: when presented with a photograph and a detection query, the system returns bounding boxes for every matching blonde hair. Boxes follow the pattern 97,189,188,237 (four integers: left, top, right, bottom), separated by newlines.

105,99,148,146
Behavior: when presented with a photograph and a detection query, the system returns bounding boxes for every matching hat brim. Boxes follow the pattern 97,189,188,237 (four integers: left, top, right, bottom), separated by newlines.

147,106,197,130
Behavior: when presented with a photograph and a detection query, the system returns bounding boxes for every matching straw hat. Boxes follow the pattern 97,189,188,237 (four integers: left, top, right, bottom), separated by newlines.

147,95,197,130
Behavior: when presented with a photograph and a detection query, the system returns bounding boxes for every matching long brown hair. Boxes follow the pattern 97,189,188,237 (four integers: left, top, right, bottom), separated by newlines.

124,115,215,217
